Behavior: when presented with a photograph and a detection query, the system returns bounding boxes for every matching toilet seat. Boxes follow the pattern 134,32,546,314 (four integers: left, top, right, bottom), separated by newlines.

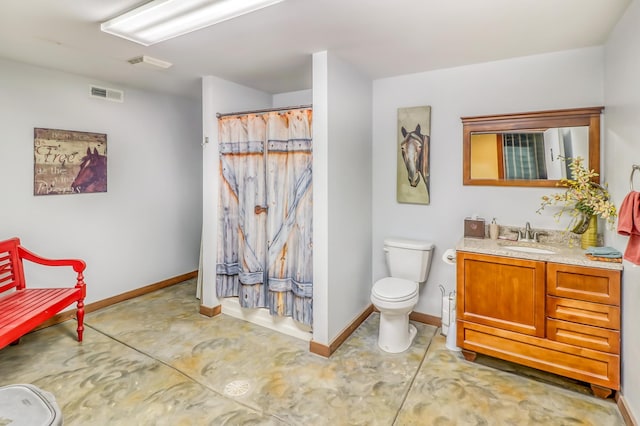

372,277,418,302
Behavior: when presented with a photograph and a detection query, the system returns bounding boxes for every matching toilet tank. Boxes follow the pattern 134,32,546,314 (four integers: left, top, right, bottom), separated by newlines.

384,238,435,283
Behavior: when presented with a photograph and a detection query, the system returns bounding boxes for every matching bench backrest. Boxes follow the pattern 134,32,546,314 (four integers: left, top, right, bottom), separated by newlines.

0,238,26,294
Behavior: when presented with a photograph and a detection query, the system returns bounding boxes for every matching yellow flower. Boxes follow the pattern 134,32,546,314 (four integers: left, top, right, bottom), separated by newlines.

537,156,617,231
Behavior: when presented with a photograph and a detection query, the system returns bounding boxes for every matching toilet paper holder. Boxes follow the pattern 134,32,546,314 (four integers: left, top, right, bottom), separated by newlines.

440,285,461,351
439,285,456,335
442,248,457,265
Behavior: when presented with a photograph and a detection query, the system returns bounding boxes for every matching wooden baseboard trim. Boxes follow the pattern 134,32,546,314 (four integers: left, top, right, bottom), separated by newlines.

309,340,331,358
310,304,374,358
199,304,222,317
409,311,441,327
34,270,198,331
36,310,77,330
618,393,638,426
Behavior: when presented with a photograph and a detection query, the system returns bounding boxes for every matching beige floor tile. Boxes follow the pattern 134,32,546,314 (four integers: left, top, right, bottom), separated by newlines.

0,279,626,426
0,321,282,425
396,334,624,426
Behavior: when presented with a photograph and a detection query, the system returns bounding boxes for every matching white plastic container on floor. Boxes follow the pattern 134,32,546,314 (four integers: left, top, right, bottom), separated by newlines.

0,384,62,425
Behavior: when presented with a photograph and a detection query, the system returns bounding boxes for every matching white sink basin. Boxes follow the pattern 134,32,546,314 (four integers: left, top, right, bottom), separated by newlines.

501,245,556,255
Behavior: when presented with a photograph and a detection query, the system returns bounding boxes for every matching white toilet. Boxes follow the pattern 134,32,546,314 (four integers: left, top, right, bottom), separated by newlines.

371,237,434,353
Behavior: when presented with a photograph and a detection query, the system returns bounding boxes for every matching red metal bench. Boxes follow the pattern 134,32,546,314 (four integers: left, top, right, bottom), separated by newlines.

0,237,86,350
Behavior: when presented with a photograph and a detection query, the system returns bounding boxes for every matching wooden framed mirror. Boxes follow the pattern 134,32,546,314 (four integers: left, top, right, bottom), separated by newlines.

462,107,603,187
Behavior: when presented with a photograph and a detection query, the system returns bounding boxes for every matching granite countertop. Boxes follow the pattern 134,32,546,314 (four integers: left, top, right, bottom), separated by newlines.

456,237,623,271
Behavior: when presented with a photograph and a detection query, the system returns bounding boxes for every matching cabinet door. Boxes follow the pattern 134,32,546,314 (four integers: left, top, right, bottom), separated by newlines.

457,252,545,337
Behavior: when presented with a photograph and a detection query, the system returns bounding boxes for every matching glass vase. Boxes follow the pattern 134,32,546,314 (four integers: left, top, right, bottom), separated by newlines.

580,215,598,249
570,211,591,234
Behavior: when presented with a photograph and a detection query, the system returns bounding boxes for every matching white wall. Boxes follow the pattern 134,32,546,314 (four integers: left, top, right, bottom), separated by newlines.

372,47,605,316
604,0,640,420
0,58,202,303
199,76,272,308
313,51,373,344
312,52,330,343
272,89,312,108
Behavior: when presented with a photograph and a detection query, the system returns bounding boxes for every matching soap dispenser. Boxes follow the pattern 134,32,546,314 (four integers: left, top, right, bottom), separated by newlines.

489,218,499,240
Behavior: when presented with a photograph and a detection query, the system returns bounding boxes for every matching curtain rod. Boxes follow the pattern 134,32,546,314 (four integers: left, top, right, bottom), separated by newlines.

216,104,312,119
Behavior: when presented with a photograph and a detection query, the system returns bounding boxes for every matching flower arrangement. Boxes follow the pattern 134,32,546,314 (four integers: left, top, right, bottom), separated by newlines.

537,156,617,233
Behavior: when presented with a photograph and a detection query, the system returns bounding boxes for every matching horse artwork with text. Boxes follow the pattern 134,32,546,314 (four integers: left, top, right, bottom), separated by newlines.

397,106,431,204
34,128,107,196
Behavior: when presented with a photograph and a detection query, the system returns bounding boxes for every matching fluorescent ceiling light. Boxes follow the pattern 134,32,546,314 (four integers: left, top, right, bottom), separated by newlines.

101,0,285,46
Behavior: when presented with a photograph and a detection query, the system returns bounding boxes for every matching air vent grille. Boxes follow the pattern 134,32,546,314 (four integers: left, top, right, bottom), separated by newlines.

127,55,172,69
89,85,124,103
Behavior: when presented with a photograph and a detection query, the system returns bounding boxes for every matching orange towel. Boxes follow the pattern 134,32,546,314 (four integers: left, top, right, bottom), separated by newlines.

617,191,640,264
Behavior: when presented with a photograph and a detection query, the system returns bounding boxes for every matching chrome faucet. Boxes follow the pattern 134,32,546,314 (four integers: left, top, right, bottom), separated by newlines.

518,222,539,243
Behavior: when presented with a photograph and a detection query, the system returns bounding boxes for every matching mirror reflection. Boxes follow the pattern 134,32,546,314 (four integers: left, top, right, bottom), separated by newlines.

462,107,603,187
470,126,589,181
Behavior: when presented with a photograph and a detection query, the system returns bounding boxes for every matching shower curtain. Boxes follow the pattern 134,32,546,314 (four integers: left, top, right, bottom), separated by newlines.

216,108,313,326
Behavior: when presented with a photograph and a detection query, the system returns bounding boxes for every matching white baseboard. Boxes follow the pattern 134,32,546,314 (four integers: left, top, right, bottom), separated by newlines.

221,297,312,342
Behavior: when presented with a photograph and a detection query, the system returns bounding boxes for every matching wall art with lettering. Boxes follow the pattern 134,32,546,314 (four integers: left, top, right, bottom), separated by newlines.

34,128,107,196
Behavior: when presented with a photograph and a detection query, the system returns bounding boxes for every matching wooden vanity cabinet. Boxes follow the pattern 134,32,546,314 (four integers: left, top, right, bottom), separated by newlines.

456,252,621,397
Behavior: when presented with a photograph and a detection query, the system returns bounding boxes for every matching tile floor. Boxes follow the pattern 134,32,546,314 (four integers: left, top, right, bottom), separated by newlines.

0,279,625,425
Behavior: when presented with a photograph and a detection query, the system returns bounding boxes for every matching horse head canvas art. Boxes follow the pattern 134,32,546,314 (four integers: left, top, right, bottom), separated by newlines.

397,105,431,205
400,124,429,189
71,147,107,193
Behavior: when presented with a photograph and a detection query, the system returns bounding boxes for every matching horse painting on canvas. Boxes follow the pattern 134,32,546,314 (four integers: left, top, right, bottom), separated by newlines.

397,105,431,205
400,124,429,189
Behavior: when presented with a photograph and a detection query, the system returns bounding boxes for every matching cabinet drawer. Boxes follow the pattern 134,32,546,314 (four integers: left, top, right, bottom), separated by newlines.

458,320,620,389
547,263,621,306
547,296,620,329
547,318,620,354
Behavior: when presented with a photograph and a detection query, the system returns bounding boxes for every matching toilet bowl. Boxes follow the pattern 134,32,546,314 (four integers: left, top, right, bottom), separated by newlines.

371,277,419,353
371,238,434,353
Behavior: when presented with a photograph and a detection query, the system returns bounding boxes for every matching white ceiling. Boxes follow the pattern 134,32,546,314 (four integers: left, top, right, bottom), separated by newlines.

0,0,631,99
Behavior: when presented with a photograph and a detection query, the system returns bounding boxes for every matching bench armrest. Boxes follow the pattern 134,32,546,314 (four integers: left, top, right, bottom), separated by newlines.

17,246,86,273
